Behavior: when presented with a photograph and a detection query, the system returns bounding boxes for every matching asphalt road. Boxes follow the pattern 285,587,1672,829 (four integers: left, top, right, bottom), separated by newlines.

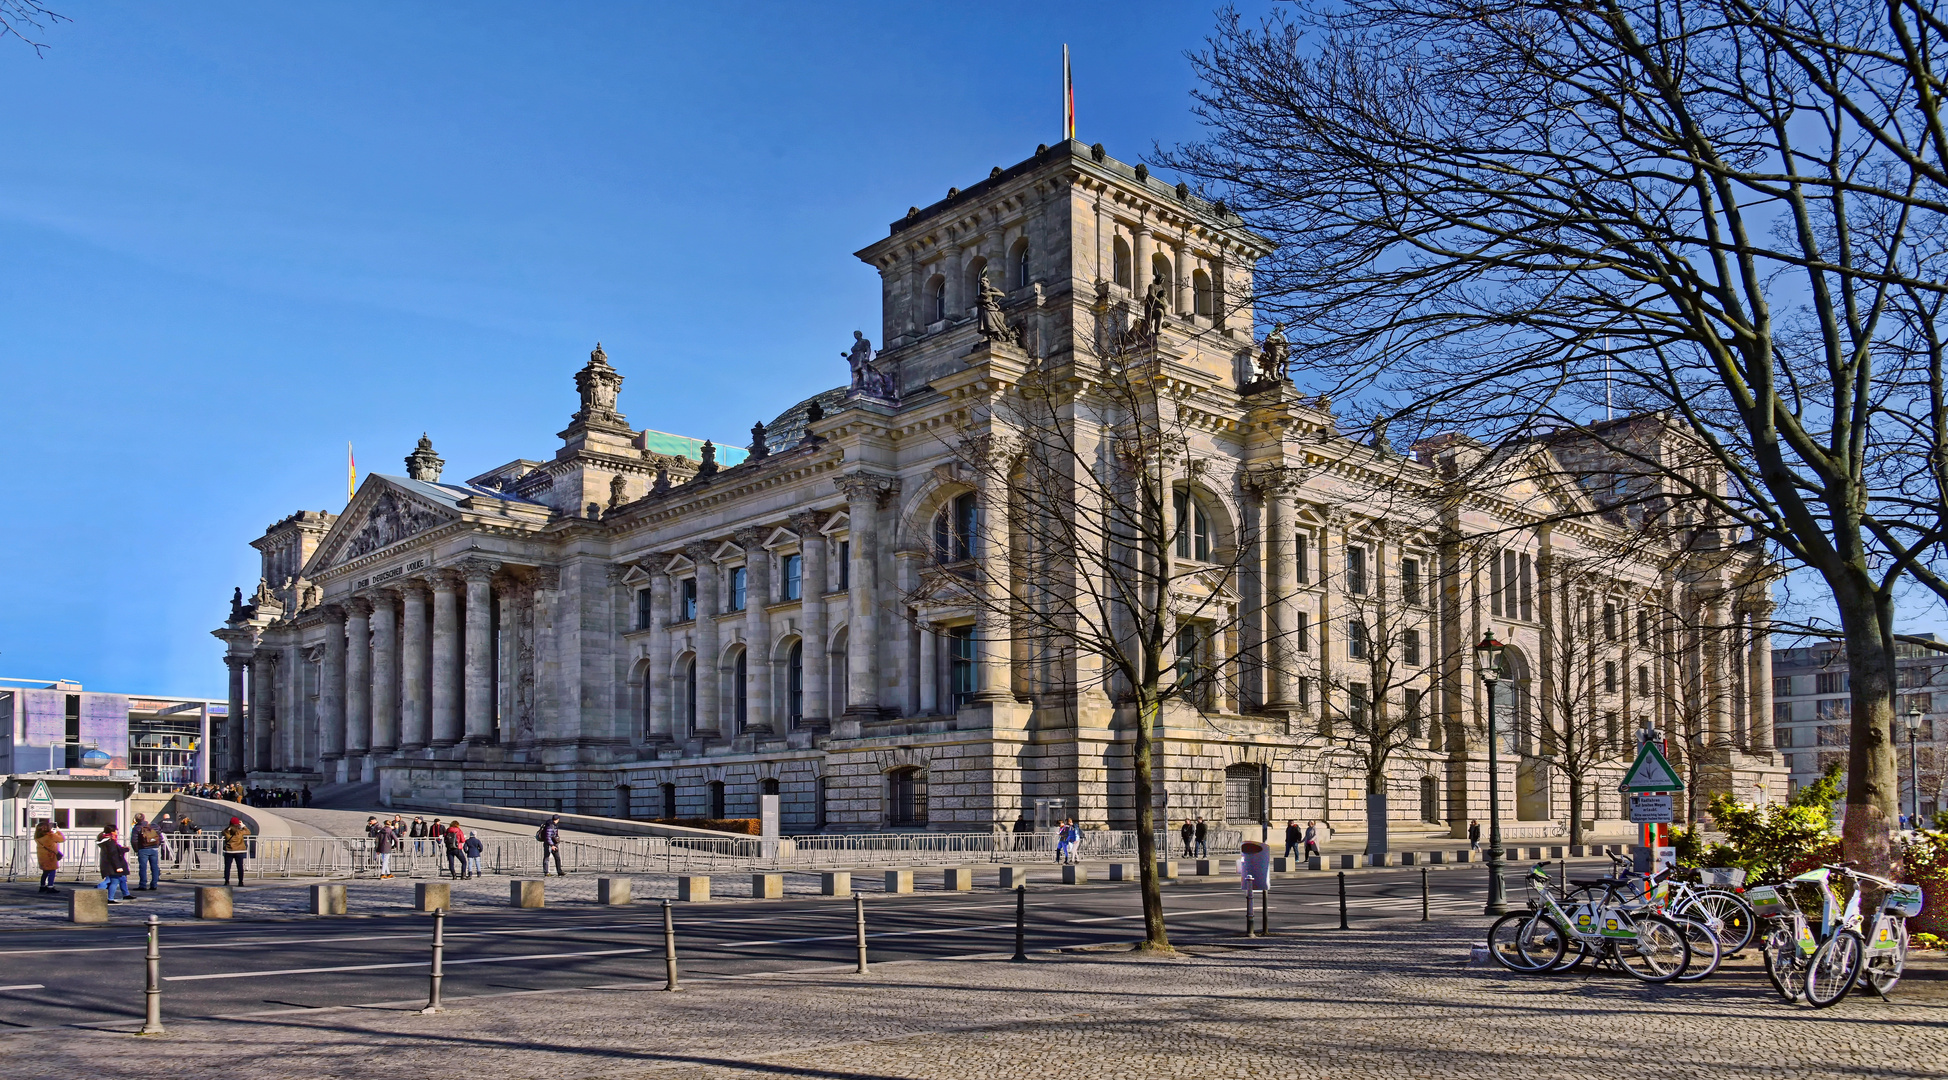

0,865,1525,1032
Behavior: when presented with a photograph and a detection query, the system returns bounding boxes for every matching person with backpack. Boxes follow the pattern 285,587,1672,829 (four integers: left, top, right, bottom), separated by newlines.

96,825,133,903
34,820,64,894
130,813,164,891
463,827,484,879
537,815,564,876
442,822,466,878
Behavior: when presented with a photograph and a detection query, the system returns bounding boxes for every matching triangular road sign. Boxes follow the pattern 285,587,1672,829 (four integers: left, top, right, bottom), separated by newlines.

1619,740,1684,793
27,780,52,804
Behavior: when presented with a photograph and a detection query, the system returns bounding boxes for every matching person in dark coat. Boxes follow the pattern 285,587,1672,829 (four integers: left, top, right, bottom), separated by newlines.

1284,820,1302,861
1193,817,1209,858
538,815,565,876
1468,819,1482,851
96,826,132,902
1303,821,1320,858
1179,819,1195,858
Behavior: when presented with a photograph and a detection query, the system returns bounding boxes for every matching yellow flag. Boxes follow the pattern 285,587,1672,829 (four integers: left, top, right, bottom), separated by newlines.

347,442,357,503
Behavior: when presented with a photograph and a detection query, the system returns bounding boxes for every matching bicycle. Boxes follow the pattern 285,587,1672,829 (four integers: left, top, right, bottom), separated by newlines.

1487,862,1693,983
1749,864,1923,1006
1555,858,1723,981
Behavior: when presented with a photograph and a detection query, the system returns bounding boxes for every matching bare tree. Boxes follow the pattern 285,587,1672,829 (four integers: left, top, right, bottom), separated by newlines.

1164,0,1948,873
1,1,65,56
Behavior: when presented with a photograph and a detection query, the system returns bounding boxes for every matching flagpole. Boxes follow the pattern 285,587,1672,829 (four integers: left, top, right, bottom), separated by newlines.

347,442,357,505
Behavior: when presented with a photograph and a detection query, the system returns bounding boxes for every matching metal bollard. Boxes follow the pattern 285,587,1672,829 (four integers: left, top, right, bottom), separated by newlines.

1260,887,1269,936
854,894,870,974
140,914,164,1035
1012,884,1028,962
662,898,681,991
1244,890,1255,937
419,907,446,1013
1422,867,1430,921
1337,871,1349,930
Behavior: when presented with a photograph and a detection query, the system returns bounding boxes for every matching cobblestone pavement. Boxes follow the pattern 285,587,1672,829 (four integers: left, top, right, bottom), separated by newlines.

4,917,1941,1080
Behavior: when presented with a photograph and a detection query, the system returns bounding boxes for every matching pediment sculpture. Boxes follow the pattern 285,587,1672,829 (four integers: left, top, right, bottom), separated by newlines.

338,488,447,564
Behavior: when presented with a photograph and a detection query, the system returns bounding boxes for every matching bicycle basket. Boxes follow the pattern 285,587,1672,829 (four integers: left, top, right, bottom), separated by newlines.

1745,884,1787,917
1886,884,1924,918
1698,867,1746,888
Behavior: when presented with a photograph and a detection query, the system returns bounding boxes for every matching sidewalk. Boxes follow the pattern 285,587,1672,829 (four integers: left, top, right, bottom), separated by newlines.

7,917,1941,1079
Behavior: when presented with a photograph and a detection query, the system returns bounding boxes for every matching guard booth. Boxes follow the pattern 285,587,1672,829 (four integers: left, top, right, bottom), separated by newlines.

0,772,140,838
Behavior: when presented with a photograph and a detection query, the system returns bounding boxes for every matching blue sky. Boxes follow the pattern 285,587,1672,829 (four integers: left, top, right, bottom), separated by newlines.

0,2,1254,697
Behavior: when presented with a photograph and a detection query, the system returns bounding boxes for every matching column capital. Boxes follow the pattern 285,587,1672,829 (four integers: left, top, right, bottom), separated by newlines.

790,510,829,536
737,524,771,549
683,540,720,564
835,472,899,505
346,596,374,618
459,557,501,584
401,578,431,601
430,567,464,591
1246,467,1304,497
320,603,347,624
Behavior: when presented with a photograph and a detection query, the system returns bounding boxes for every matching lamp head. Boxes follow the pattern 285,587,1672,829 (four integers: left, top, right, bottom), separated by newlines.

1474,630,1506,683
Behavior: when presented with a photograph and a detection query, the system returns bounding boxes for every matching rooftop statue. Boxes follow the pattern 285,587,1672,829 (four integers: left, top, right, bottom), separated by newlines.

1257,321,1291,381
975,268,1010,342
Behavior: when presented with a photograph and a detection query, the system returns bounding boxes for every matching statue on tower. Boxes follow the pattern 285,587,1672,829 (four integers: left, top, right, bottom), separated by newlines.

570,341,627,431
609,473,627,509
975,268,1010,342
843,331,876,393
1141,269,1170,339
1256,322,1291,382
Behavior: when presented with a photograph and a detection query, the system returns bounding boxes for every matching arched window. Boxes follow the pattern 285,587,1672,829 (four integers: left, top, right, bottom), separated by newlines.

933,490,977,563
1420,776,1441,823
761,777,779,797
1192,268,1214,317
1112,236,1132,288
1173,490,1211,561
928,276,947,323
1013,239,1031,288
684,656,698,733
1152,252,1174,307
733,648,748,729
787,641,804,725
708,780,726,820
888,766,926,826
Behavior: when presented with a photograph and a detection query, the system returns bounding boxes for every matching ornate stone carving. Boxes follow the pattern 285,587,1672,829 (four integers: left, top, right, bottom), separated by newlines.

694,441,720,480
975,268,1009,341
652,466,671,495
346,596,374,617
605,563,633,586
790,510,826,536
460,557,501,584
842,330,898,403
609,473,627,509
570,342,628,432
835,472,899,506
404,433,444,482
341,488,446,563
1141,269,1169,339
1255,322,1290,382
749,421,770,461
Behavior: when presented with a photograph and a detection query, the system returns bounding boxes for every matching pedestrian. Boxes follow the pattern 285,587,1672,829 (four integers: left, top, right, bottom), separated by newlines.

410,816,427,857
1180,819,1195,859
96,826,133,902
1284,819,1302,862
537,815,565,876
462,827,484,879
130,812,164,891
1468,819,1481,851
34,819,64,893
375,819,398,879
175,814,202,869
1194,817,1208,858
220,817,251,886
443,822,467,878
300,783,312,808
1303,820,1320,859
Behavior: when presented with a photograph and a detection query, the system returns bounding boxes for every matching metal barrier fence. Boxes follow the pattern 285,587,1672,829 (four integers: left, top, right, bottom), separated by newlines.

4,827,1249,883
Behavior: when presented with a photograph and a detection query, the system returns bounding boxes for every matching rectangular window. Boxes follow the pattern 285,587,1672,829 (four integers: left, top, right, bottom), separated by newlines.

1638,610,1650,647
838,540,851,590
1639,665,1651,696
1296,677,1310,708
1402,558,1421,605
680,578,697,622
1294,533,1310,585
1348,546,1368,595
1404,687,1423,739
1403,628,1421,666
1349,683,1368,725
1604,661,1618,693
782,554,802,601
1816,672,1848,695
1775,724,1792,748
948,625,977,708
1296,610,1310,653
636,588,653,631
1605,711,1620,749
1518,552,1533,621
1603,602,1617,641
728,566,747,611
815,775,828,828
1349,620,1368,659
1816,698,1850,721
1490,553,1503,617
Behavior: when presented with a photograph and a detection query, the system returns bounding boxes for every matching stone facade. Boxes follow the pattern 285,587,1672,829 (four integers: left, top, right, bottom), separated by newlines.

214,139,1780,838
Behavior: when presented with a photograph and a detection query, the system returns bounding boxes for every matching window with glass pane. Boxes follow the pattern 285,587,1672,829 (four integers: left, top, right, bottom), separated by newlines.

733,650,747,726
1349,683,1368,725
1402,558,1420,605
729,567,747,611
1604,661,1618,693
1348,546,1367,594
1403,627,1420,666
1296,610,1310,653
1295,532,1310,584
1173,491,1211,561
781,554,802,600
1405,687,1423,738
680,578,697,621
636,588,652,630
949,625,977,707
838,540,850,589
1349,619,1368,658
788,641,804,724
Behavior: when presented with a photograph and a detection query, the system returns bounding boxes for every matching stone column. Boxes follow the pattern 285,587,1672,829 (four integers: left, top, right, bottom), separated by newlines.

1260,472,1296,711
430,572,462,747
1131,223,1153,298
689,543,723,736
1704,594,1731,746
369,590,400,754
1212,249,1229,333
943,243,964,320
1746,599,1774,752
462,559,498,745
648,564,674,740
345,598,372,758
918,621,938,714
319,605,346,762
224,655,247,779
740,527,774,733
1095,200,1113,285
795,513,831,727
1173,239,1191,314
400,580,430,751
528,565,561,747
838,476,894,717
972,477,1012,704
250,651,276,772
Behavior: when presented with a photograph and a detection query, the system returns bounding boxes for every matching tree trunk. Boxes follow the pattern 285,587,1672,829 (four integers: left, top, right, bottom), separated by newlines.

1567,774,1584,849
1834,582,1902,875
1132,693,1168,949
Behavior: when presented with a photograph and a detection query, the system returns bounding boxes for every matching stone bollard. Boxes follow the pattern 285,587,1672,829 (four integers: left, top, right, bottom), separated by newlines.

69,889,109,924
1307,855,1329,871
195,886,233,920
1453,849,1472,864
1061,863,1088,885
1367,852,1392,868
751,873,784,900
1335,854,1358,870
999,866,1031,889
821,871,851,897
1194,859,1217,876
884,869,913,894
415,882,451,911
1548,845,1565,859
598,877,631,905
1428,850,1447,865
943,867,974,892
1401,851,1420,866
309,883,348,915
1272,857,1292,873
1155,860,1179,880
676,876,710,903
510,880,546,908
1107,863,1136,881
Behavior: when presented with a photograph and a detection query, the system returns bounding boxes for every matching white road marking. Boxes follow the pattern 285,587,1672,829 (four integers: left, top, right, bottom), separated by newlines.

0,984,45,991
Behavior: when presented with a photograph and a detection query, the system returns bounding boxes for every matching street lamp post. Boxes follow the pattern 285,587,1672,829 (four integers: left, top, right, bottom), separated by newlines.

1475,630,1509,916
1906,705,1924,831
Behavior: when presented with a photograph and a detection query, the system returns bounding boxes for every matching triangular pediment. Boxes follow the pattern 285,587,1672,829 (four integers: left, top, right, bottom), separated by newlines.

309,479,459,574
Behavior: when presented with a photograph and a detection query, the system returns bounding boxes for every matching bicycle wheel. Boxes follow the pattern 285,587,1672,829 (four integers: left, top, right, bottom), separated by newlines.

1674,917,1722,982
1678,891,1755,954
1862,921,1908,997
1488,911,1552,972
1616,913,1691,983
1549,936,1592,973
1517,915,1569,971
1805,929,1864,1007
1762,925,1804,1002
